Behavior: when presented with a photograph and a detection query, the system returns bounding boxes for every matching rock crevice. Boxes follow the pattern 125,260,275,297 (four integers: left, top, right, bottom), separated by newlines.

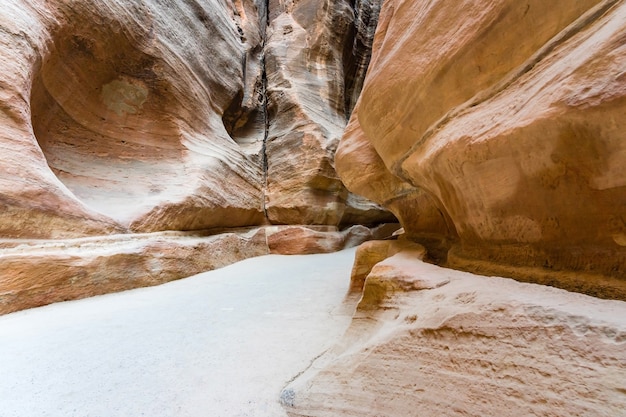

0,0,391,240
0,0,393,311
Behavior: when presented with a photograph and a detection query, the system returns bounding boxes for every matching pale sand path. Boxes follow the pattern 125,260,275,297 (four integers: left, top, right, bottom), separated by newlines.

0,249,358,417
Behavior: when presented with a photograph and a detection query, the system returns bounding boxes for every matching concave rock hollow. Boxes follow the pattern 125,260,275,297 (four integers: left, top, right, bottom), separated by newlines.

31,16,186,224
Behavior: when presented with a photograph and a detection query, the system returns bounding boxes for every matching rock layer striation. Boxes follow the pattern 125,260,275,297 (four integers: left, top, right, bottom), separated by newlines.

0,0,389,240
0,224,398,315
0,0,391,310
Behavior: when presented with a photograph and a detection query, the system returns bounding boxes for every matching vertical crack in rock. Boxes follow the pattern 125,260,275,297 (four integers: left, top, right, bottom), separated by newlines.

259,0,391,225
343,0,382,118
225,0,388,225
260,0,270,219
223,0,271,220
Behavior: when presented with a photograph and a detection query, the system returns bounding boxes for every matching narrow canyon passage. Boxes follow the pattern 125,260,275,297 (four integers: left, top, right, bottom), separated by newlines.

0,249,358,417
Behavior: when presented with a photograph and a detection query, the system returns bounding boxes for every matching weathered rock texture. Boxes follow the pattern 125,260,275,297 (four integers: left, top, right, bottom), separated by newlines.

5,0,266,236
0,0,389,239
282,242,626,416
264,0,389,225
336,0,626,298
266,223,398,255
0,0,392,311
0,224,398,315
0,229,268,315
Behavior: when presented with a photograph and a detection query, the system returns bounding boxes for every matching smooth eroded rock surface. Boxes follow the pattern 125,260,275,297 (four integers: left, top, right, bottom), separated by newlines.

0,0,393,312
283,244,626,416
0,0,390,239
266,223,399,255
264,0,387,225
3,0,269,236
348,238,427,292
336,0,626,297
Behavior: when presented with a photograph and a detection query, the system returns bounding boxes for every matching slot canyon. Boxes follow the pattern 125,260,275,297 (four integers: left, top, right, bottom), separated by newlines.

0,0,624,416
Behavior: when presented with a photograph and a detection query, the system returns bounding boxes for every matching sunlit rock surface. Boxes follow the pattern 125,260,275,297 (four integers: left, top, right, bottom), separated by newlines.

336,0,626,298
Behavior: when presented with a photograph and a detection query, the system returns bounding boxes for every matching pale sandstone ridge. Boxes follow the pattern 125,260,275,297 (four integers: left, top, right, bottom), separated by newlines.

282,241,626,416
336,0,626,298
0,229,268,315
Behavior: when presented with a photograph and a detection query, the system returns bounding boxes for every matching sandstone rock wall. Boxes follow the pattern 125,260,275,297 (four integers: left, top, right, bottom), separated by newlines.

263,0,390,225
0,0,393,312
2,0,266,237
286,2,626,414
337,0,626,297
0,0,391,241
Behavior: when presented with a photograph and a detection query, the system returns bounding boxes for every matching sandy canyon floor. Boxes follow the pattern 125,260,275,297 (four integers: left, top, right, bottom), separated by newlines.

0,249,359,417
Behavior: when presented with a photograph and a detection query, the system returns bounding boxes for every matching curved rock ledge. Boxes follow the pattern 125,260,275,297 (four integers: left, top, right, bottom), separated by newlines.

282,241,626,416
0,223,398,315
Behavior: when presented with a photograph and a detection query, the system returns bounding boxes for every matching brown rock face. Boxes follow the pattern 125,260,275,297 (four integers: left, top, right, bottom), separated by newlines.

264,0,390,225
0,229,269,315
337,0,626,296
0,224,399,315
3,0,266,237
266,223,399,255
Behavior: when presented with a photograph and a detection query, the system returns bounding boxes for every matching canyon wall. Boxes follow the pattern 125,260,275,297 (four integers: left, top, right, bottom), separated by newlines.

336,0,626,299
4,0,263,237
283,1,626,415
0,0,393,312
263,0,387,225
1,0,389,239
1,0,625,414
